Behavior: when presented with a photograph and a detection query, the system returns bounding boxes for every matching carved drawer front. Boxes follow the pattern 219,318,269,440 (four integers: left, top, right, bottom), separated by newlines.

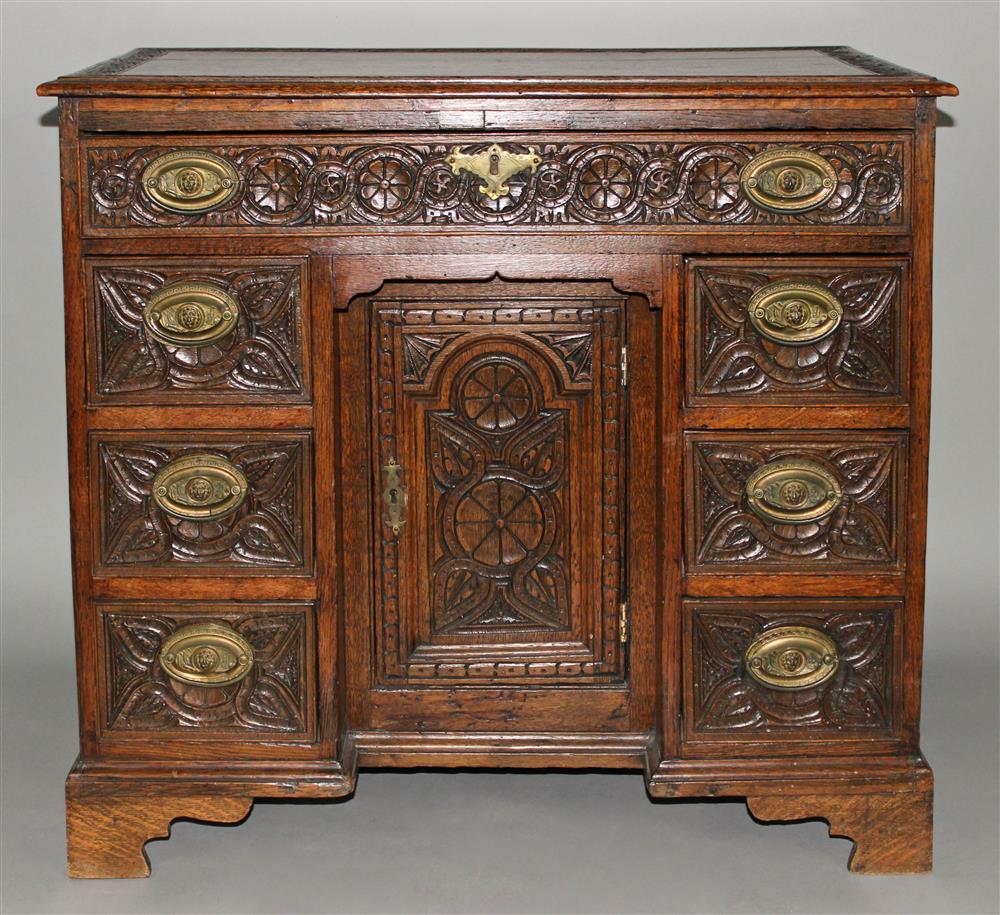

97,602,315,741
86,258,308,403
683,599,901,750
92,432,312,574
686,431,906,571
368,278,627,685
82,133,907,231
686,258,908,403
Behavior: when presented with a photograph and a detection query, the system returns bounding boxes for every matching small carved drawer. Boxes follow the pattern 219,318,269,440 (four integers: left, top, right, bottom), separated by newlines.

682,598,902,753
86,257,308,403
685,258,909,403
81,133,908,232
686,431,906,572
91,431,312,575
97,602,316,744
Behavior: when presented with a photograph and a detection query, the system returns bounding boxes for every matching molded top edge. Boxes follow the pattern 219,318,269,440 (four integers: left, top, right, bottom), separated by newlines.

37,47,958,98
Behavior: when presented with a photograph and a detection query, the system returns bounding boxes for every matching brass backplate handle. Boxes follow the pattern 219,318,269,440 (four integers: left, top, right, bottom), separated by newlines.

382,458,406,535
447,143,543,200
158,622,254,688
745,459,842,525
740,147,838,213
745,626,839,690
747,280,843,346
141,149,240,213
152,454,249,521
143,281,240,348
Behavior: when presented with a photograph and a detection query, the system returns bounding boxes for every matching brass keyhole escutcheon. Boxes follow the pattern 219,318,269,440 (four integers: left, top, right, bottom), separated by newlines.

447,143,544,200
382,458,406,535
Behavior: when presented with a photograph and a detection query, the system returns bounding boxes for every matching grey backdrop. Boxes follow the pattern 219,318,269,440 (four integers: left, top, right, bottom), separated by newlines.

2,2,998,913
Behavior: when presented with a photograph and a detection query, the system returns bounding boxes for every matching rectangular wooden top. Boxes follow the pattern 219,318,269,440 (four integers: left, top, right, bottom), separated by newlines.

38,47,957,98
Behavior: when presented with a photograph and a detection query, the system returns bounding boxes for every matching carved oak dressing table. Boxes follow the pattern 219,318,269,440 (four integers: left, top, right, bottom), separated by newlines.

37,47,956,878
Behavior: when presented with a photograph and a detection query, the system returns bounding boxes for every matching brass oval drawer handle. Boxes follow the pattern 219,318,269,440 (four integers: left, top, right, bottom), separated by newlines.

746,459,842,524
447,143,543,200
740,147,838,213
745,626,839,690
152,454,248,521
159,622,254,687
747,280,843,345
143,281,239,347
141,149,240,213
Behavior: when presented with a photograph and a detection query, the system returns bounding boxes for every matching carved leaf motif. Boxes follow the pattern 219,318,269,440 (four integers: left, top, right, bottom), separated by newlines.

401,334,448,383
108,615,171,667
529,331,594,381
96,268,162,326
229,268,297,325
233,514,300,565
101,337,168,392
230,339,300,391
831,447,893,497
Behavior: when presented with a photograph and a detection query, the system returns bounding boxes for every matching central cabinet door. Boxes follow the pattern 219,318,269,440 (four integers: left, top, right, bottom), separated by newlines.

369,279,628,687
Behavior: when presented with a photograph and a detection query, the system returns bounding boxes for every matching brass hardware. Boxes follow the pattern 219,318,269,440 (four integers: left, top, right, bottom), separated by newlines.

619,602,628,643
745,460,842,524
446,143,543,200
747,280,843,346
382,458,406,535
141,149,240,213
620,345,629,387
740,147,838,213
158,622,254,687
151,454,248,521
744,626,839,690
143,281,239,348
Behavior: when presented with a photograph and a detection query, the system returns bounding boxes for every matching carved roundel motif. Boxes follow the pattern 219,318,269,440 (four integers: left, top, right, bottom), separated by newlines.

579,154,635,210
454,479,545,566
247,155,305,213
460,364,534,431
359,155,413,212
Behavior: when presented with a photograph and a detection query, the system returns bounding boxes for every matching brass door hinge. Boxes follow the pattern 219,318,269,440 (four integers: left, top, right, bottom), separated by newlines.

620,345,628,387
619,601,628,643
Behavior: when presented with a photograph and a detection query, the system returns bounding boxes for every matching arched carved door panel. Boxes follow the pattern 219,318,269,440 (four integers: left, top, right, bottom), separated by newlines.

369,278,628,685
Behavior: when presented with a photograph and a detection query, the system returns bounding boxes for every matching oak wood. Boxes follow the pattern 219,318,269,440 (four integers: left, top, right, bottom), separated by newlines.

40,47,951,878
747,786,933,874
66,789,253,879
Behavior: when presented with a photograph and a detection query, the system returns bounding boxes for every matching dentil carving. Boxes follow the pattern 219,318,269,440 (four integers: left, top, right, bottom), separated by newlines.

688,605,894,734
96,437,309,571
103,606,311,734
92,263,305,400
690,436,902,568
691,265,903,398
85,139,906,229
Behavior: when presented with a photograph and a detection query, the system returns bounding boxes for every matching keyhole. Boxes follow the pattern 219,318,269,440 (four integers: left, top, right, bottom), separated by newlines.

490,153,500,176
389,488,398,505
